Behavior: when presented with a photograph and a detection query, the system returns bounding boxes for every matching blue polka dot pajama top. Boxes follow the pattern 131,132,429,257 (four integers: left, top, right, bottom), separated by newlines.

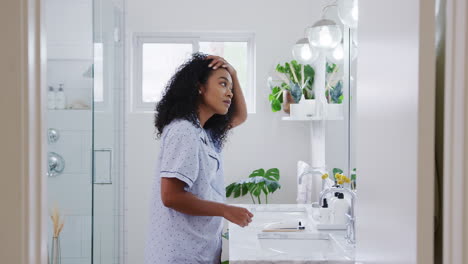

144,118,225,264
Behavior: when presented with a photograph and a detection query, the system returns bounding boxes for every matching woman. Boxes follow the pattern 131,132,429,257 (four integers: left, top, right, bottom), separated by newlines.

144,52,254,263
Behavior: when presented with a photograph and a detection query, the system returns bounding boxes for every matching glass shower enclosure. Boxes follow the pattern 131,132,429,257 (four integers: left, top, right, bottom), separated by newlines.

45,0,125,263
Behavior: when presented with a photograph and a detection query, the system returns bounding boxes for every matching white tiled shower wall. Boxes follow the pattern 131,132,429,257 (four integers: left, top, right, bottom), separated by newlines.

47,110,93,264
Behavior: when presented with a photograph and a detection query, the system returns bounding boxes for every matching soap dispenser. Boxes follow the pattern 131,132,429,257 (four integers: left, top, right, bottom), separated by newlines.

47,86,56,110
319,198,332,224
55,83,66,109
332,193,350,225
329,192,340,208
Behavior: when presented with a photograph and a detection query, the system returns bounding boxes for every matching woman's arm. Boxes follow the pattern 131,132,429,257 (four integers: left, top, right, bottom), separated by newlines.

228,72,248,129
161,177,253,227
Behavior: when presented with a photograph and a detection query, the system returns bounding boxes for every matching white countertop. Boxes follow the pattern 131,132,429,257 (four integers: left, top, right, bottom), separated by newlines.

228,204,355,264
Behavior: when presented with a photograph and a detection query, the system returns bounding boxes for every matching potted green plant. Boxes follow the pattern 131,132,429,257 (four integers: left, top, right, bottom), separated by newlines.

267,60,315,113
222,168,281,264
225,168,281,204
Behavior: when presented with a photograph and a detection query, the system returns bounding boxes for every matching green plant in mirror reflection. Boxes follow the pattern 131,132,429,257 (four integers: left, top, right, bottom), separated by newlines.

351,168,357,190
225,168,281,204
268,60,315,112
326,62,344,104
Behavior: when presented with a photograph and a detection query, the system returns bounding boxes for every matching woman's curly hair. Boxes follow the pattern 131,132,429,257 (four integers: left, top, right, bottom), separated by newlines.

154,52,235,149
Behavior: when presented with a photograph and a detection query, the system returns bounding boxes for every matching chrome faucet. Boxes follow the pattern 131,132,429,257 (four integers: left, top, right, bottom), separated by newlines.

298,167,327,186
319,186,357,244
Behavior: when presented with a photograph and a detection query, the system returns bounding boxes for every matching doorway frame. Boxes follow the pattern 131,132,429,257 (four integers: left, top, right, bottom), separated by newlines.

443,0,468,263
5,0,468,263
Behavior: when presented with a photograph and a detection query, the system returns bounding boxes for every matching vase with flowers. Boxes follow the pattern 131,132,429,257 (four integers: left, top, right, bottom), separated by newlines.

49,206,65,264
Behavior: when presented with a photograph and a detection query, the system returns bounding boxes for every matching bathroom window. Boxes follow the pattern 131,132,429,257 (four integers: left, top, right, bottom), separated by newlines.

132,33,256,113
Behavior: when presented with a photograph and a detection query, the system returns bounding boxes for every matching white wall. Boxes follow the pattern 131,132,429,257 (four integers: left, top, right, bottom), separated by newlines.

356,0,435,263
124,0,335,263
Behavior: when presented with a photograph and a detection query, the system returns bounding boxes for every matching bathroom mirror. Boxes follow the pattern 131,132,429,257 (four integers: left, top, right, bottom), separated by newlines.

323,7,356,189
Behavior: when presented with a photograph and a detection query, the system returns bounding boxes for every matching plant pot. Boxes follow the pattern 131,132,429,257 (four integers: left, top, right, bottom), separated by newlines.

50,236,61,264
327,103,344,119
290,99,316,119
282,90,295,114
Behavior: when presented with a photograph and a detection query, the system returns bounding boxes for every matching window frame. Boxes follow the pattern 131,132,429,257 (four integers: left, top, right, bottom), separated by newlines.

132,32,256,113
93,42,109,112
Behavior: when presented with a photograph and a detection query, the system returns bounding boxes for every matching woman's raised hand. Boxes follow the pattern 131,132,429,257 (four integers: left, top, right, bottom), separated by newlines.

206,55,237,77
223,205,254,228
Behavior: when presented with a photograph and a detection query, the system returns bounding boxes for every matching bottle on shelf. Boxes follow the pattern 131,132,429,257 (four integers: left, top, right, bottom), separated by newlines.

55,83,67,110
47,86,56,110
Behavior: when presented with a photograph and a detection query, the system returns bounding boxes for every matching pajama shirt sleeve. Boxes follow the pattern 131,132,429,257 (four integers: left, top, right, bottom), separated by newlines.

159,123,199,188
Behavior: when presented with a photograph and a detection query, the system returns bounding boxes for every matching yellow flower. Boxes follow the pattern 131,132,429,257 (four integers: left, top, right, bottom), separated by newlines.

321,173,329,180
337,180,344,185
344,177,351,183
335,173,341,180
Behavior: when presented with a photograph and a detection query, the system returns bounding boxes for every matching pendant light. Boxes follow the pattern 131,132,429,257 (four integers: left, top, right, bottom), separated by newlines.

306,5,342,49
292,38,319,64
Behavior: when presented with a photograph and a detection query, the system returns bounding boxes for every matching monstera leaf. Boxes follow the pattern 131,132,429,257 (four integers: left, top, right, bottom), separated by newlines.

226,168,281,204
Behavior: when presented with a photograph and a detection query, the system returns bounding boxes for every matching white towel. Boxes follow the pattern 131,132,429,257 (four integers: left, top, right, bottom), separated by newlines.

296,161,315,204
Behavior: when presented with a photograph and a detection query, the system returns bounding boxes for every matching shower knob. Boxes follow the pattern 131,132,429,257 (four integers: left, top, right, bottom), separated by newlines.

48,128,60,143
47,152,65,177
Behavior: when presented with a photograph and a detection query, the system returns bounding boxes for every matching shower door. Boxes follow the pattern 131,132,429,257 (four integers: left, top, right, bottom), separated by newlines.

92,0,125,263
45,0,124,263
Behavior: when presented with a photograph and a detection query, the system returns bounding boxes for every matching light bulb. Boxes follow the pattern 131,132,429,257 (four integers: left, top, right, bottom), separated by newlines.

301,45,312,60
319,27,333,47
332,44,344,61
326,42,358,64
306,20,342,49
292,38,319,64
326,43,344,64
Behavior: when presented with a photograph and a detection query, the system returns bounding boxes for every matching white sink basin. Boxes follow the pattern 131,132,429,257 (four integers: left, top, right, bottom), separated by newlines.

257,232,353,262
250,207,309,229
228,204,355,263
258,233,331,257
